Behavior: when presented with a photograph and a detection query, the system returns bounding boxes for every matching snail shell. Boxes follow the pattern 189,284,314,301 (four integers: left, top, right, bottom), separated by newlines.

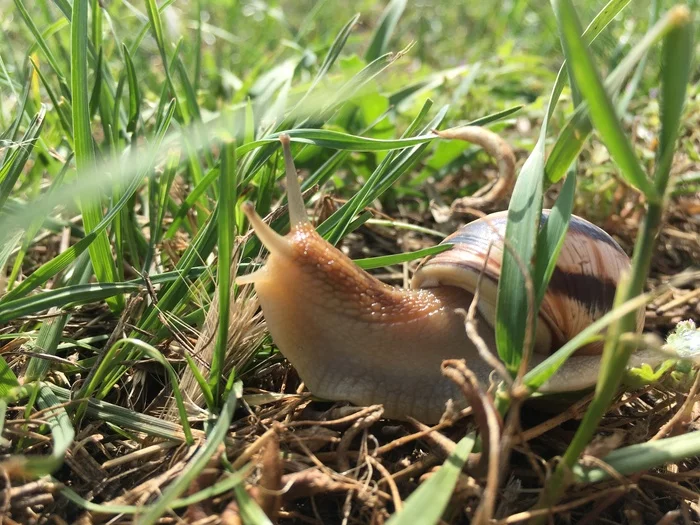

413,210,644,359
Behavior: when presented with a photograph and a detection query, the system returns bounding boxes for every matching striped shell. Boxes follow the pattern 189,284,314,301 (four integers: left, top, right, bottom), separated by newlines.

411,210,643,356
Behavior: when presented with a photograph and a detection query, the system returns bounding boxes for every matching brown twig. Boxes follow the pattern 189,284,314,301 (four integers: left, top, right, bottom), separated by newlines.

441,359,502,524
652,370,700,440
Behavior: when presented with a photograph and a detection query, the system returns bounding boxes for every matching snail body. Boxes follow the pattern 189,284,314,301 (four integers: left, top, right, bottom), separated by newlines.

238,132,645,423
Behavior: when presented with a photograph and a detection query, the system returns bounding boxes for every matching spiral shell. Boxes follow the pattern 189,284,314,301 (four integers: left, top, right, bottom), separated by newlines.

411,210,643,356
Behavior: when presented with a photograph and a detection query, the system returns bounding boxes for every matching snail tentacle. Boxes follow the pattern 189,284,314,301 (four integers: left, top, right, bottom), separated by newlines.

279,133,309,227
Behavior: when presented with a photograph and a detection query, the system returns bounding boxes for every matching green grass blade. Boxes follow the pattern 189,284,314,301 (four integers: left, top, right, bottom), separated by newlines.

236,129,437,156
0,105,46,211
495,139,545,372
48,384,194,441
552,0,658,201
319,103,447,245
71,0,124,312
234,483,274,525
523,293,650,389
494,0,635,374
137,383,242,525
573,431,700,484
654,7,693,192
0,356,20,398
354,244,453,270
386,434,475,525
211,141,237,402
365,0,407,62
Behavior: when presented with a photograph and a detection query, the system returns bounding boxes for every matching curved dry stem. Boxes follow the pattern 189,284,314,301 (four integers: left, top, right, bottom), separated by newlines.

435,126,517,212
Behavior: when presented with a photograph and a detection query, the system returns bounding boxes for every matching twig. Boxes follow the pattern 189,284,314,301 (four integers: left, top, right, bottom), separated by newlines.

336,406,383,473
498,485,633,524
652,370,700,440
368,456,403,513
441,359,502,523
435,126,517,212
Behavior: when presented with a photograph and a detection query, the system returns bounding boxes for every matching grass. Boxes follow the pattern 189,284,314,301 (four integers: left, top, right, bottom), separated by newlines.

0,0,699,523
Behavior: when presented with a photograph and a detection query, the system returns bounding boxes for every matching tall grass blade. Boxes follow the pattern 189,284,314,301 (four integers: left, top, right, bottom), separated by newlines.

654,7,693,191
552,0,658,201
71,0,123,312
210,141,237,402
495,0,633,375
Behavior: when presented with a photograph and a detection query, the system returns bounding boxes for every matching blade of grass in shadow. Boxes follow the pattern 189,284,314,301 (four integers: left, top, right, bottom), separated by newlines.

386,434,475,525
136,383,242,525
58,466,250,515
573,431,700,484
123,44,141,134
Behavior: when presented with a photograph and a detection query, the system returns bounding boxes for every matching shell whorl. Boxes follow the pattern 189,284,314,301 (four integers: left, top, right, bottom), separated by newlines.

412,210,642,356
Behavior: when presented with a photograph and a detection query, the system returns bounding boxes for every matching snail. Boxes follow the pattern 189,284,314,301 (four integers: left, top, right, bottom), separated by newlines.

237,130,647,424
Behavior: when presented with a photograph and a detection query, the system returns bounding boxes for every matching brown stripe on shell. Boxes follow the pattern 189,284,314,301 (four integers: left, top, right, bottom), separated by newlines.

547,270,619,319
414,208,637,357
538,214,635,355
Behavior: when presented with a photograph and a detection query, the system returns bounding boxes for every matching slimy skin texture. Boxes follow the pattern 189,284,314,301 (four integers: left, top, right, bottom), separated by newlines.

247,221,495,422
238,132,647,424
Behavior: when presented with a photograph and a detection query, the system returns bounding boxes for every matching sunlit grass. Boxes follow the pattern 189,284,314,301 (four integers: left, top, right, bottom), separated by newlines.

0,0,697,522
